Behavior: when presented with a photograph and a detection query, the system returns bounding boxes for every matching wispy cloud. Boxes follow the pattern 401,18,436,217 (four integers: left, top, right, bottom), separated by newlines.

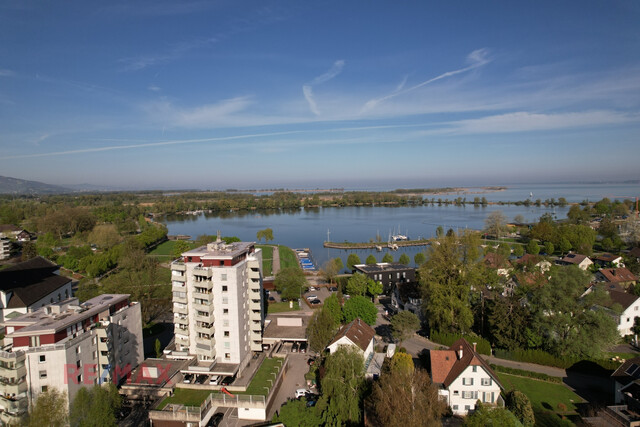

444,110,638,134
362,48,491,113
303,60,345,116
148,85,161,92
0,69,15,77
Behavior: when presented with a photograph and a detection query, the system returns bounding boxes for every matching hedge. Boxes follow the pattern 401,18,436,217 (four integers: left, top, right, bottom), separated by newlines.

430,331,491,356
494,348,621,372
489,364,562,383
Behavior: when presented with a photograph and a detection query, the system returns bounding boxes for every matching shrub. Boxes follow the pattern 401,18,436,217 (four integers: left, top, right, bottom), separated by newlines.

489,364,561,383
494,348,620,372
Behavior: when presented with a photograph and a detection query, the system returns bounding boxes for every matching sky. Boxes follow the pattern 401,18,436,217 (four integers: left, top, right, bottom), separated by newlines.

0,0,639,190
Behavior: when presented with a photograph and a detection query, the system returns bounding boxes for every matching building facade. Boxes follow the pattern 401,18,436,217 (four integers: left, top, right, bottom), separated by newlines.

171,237,263,373
0,294,143,425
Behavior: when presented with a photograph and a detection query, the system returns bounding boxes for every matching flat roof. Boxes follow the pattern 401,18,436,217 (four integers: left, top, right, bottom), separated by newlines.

182,240,255,259
263,315,310,341
181,362,239,376
353,263,414,273
5,294,130,336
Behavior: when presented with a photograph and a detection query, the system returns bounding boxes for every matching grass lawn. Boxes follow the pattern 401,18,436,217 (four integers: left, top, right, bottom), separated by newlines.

157,388,211,409
241,358,284,396
267,301,300,313
497,373,582,413
278,245,299,269
149,240,193,256
256,245,273,275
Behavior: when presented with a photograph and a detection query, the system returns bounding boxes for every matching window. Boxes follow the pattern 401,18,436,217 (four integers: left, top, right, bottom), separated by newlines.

92,351,97,359
39,355,46,363
77,374,82,384
462,377,474,386
222,285,228,292
452,405,459,411
461,391,477,399
76,346,81,354
223,309,229,314
224,331,230,337
222,297,228,304
221,274,227,281
465,405,471,411
41,386,48,392
453,390,459,395
482,392,495,403
224,342,230,349
225,353,231,359
481,378,492,386
472,366,477,373
39,371,47,379
223,320,229,327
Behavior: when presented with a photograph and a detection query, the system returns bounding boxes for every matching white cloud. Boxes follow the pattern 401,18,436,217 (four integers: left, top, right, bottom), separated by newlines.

0,69,15,77
303,60,346,116
147,85,161,92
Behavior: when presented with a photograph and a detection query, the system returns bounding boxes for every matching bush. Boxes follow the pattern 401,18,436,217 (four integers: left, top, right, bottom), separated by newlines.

430,331,491,355
494,348,621,372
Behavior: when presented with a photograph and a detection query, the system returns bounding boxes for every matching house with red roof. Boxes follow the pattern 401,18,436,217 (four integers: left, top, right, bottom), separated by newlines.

596,267,638,288
593,253,624,267
429,338,504,416
559,253,593,271
327,318,376,368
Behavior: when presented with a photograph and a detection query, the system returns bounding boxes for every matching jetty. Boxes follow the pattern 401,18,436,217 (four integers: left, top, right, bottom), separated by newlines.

323,239,432,250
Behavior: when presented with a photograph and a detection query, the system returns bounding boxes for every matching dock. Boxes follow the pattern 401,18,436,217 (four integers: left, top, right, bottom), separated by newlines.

323,239,432,250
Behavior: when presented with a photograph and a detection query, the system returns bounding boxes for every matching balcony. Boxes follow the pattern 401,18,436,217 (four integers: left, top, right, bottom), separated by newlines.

171,272,186,282
174,316,189,326
172,261,186,272
250,330,262,341
194,311,214,324
195,335,215,347
193,267,212,278
173,294,187,304
195,323,214,335
249,299,261,310
175,334,189,345
172,282,186,291
193,291,213,302
174,304,188,315
193,302,212,313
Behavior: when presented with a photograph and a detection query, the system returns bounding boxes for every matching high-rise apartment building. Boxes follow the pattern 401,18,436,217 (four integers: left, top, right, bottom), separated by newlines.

171,236,263,372
0,294,143,424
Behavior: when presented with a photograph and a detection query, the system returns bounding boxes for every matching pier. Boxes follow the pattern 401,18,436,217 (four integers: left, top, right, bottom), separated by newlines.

323,239,432,250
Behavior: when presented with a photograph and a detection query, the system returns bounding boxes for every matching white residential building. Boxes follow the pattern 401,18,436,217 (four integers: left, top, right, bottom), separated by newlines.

430,339,504,416
0,294,143,425
171,236,263,376
326,318,376,370
0,238,10,260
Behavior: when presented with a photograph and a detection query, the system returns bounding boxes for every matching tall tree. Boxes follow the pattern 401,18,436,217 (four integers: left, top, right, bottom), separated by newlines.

398,253,410,265
390,311,421,344
505,390,535,427
512,244,525,257
485,210,508,239
346,253,361,271
419,232,481,333
307,307,338,353
367,280,383,299
319,347,365,427
273,397,322,426
342,296,377,325
365,254,377,265
256,228,274,242
543,241,554,256
370,363,445,427
323,294,343,327
172,240,191,259
28,389,68,427
70,383,121,427
382,252,394,263
320,259,341,285
488,296,530,350
21,241,37,261
525,240,540,255
414,252,426,266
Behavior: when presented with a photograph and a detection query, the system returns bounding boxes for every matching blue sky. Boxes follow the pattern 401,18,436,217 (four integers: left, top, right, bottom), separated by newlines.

1,1,639,190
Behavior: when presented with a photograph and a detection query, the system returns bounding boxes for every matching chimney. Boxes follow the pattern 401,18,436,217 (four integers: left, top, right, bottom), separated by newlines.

458,345,463,360
473,342,477,352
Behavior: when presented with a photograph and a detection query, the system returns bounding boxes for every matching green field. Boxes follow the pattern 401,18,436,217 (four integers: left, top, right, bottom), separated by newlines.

278,245,299,269
149,240,194,256
157,388,211,409
256,245,274,275
497,373,582,413
242,358,284,396
267,301,300,313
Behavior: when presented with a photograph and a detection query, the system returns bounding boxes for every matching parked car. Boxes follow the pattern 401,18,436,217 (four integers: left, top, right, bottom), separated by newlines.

197,375,208,384
306,295,318,300
207,412,224,427
209,375,220,385
299,342,307,353
221,376,234,386
306,399,317,407
292,342,299,353
183,374,193,384
296,388,311,399
310,299,321,305
329,286,338,292
268,296,276,302
309,286,317,291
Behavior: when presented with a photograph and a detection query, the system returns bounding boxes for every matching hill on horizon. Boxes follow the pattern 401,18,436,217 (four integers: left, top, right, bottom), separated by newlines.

0,175,71,195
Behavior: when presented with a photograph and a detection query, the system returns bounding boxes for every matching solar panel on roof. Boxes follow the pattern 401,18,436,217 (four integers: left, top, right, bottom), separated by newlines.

626,364,640,377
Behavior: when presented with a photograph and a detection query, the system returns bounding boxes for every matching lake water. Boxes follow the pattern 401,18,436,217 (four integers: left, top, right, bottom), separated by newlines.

160,183,638,269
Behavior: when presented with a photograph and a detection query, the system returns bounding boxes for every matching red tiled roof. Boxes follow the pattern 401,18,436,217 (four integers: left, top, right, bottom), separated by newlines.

515,254,542,265
561,253,590,265
429,338,503,389
595,253,622,263
328,318,375,352
483,253,510,269
599,268,638,283
608,289,639,311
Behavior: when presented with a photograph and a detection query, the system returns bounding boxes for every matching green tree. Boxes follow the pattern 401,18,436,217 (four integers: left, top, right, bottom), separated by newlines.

346,253,361,271
513,214,525,224
464,402,522,426
497,243,511,259
274,267,307,301
256,228,274,242
28,388,68,427
323,294,343,327
558,237,572,254
485,210,507,239
525,240,540,255
505,390,535,427
333,257,344,272
172,240,191,259
391,311,421,344
385,351,415,376
436,226,444,238
398,253,410,265
488,296,530,350
382,252,394,263
365,254,377,265
419,232,481,333
307,307,338,353
414,252,426,266
567,204,590,224
543,241,554,256
70,383,121,427
273,397,322,426
370,366,445,427
342,296,377,325
367,280,383,298
320,259,340,285
346,273,370,296
88,224,122,249
319,346,365,427
512,244,524,257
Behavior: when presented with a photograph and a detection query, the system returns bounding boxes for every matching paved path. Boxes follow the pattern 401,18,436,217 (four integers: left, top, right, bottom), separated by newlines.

271,245,281,275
